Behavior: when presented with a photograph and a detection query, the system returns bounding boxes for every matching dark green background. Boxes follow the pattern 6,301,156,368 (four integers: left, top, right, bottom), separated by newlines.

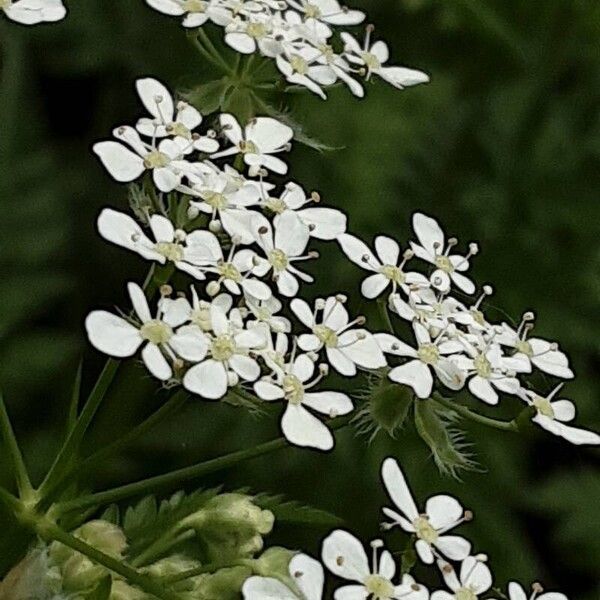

0,0,599,597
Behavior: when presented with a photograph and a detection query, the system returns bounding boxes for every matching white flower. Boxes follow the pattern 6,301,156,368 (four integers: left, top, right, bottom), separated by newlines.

1,0,66,25
254,354,352,450
453,339,521,406
508,581,568,600
341,30,429,90
85,282,188,381
93,126,191,192
431,557,492,600
251,322,289,377
338,233,428,299
291,296,386,375
242,553,324,600
287,0,365,26
276,45,337,99
381,457,471,565
252,211,315,297
135,77,219,154
224,13,283,57
182,303,266,399
184,229,272,299
496,317,574,379
145,0,222,28
212,113,294,175
410,213,477,294
97,208,213,280
383,323,465,398
263,182,346,240
520,385,600,446
245,293,291,332
322,530,428,600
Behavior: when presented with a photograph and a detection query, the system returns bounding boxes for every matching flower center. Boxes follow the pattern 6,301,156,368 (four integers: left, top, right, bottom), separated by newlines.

364,574,394,600
413,516,438,544
380,264,405,284
283,374,304,405
268,249,289,272
319,44,335,63
473,353,492,378
0,0,11,8
143,150,170,169
290,54,309,75
155,242,184,262
417,343,439,365
140,320,173,345
515,339,533,356
434,255,454,273
455,588,477,600
240,140,259,154
246,22,267,39
166,121,192,139
183,0,206,12
211,334,235,361
471,309,485,326
313,324,338,348
362,52,381,71
204,191,228,210
303,2,321,18
532,395,555,418
255,306,272,321
264,197,287,214
218,262,242,282
191,304,212,331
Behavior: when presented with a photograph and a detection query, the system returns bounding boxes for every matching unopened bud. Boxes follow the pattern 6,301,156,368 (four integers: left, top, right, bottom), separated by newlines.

209,219,222,233
227,371,239,387
187,205,200,219
206,281,221,296
464,510,473,521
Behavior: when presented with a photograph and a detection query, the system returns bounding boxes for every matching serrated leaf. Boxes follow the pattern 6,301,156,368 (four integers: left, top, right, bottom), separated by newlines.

253,492,344,528
99,504,120,526
414,399,478,478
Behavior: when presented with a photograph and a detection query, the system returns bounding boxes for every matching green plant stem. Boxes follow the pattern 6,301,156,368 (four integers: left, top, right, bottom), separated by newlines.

56,414,353,515
165,558,254,583
33,519,183,600
132,528,195,568
197,29,233,74
0,394,35,502
377,298,396,335
189,34,230,73
74,390,188,477
431,394,518,432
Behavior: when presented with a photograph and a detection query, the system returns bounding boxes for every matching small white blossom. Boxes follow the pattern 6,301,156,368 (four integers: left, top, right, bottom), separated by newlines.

1,0,66,25
431,557,492,600
508,581,568,600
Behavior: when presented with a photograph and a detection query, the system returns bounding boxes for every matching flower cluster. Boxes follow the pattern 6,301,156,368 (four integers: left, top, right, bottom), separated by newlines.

1,0,65,25
243,457,569,600
145,0,429,98
338,213,600,446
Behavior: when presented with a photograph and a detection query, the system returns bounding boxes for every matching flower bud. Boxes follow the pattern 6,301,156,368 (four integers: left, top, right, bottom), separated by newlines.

110,580,147,600
253,547,296,579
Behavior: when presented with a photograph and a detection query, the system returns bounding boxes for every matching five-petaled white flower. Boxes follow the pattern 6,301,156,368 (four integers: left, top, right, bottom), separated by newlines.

291,295,386,376
322,530,428,600
382,323,465,399
381,457,471,564
410,213,477,294
85,282,188,381
182,303,265,399
520,385,600,446
1,0,66,25
242,553,324,600
212,113,294,175
431,557,492,600
254,353,352,450
338,233,428,299
97,208,213,280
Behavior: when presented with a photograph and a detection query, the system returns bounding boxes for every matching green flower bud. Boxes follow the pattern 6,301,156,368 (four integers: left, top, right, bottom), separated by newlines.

191,566,252,600
180,494,274,562
253,547,296,579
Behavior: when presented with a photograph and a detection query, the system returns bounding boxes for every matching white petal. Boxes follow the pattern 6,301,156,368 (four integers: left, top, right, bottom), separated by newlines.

381,457,419,521
322,530,370,582
149,214,175,243
241,278,272,301
291,298,315,328
435,535,471,561
374,333,417,358
507,582,528,600
183,359,228,399
247,117,293,153
468,376,498,405
338,331,387,369
461,557,492,594
229,355,261,381
292,354,315,382
551,399,576,422
322,296,349,330
145,0,185,16
425,495,463,530
361,273,389,299
297,207,347,240
85,311,141,357
298,334,321,352
389,360,432,399
170,326,208,362
334,586,369,600
379,66,430,89
275,210,310,256
281,404,333,450
242,576,297,600
375,235,400,265
412,212,444,256
135,77,174,122
378,550,396,580
254,381,284,401
93,141,145,182
290,554,325,600
303,392,353,416
153,167,180,192
326,347,356,376
337,233,378,271
415,539,434,564
127,282,152,323
142,343,172,381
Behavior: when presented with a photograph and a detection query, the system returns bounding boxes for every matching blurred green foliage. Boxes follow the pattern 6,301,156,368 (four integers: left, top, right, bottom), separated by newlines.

0,0,598,597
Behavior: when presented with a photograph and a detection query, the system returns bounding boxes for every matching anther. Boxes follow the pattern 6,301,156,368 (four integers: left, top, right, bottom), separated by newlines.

469,242,479,255
174,229,187,242
160,284,173,297
308,250,319,259
356,316,366,326
315,298,326,310
447,237,458,247
319,363,329,375
209,219,222,233
311,191,321,202
370,539,384,549
463,510,473,521
336,294,347,303
403,249,414,260
482,284,493,295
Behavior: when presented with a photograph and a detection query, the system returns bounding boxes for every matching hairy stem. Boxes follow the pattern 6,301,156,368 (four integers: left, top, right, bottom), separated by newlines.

431,394,518,432
56,414,353,514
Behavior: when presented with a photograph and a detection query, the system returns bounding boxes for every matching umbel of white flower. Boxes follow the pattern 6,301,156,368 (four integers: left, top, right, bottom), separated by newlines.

1,0,66,25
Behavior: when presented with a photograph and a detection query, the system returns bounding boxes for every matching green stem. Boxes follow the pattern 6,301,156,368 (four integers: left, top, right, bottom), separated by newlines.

377,298,396,335
197,29,233,74
165,558,254,583
33,519,183,600
431,394,518,432
0,394,34,502
74,390,188,477
132,527,194,568
189,34,230,74
56,415,352,515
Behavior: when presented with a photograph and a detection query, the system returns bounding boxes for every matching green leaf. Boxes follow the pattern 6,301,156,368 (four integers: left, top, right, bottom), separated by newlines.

414,399,478,478
185,78,232,115
99,504,120,526
253,492,344,528
222,87,256,124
